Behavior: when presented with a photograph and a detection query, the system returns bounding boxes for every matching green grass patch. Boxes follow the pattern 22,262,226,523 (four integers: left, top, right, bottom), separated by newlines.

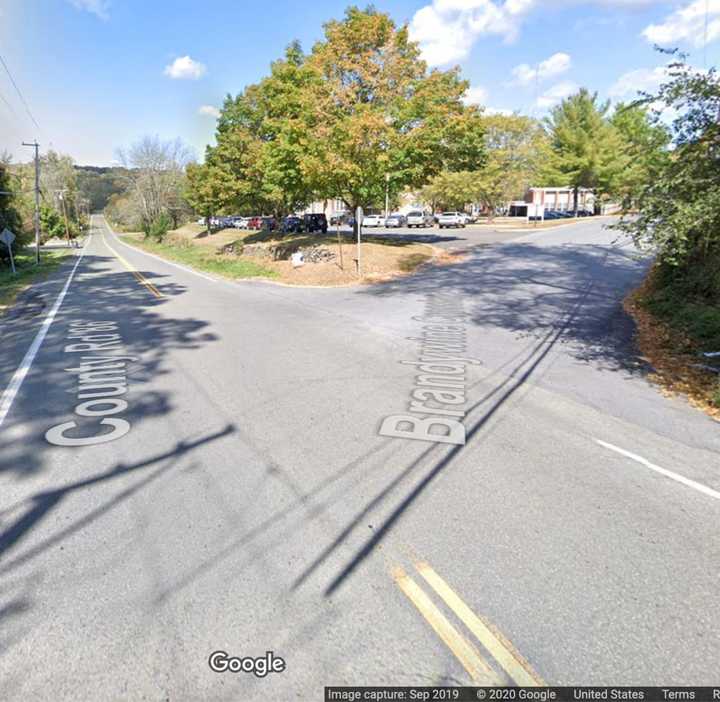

638,262,720,409
397,252,432,272
643,267,720,353
0,248,74,311
120,235,277,280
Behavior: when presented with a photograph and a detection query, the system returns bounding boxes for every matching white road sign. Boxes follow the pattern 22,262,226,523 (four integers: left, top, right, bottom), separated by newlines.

0,227,16,246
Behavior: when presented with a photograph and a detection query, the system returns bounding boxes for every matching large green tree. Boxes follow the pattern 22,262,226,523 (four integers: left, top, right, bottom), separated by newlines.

476,114,549,219
0,154,25,262
617,57,720,278
420,113,548,219
198,41,319,219
610,103,670,209
193,8,486,224
544,89,625,214
185,162,242,234
420,171,477,211
303,7,485,215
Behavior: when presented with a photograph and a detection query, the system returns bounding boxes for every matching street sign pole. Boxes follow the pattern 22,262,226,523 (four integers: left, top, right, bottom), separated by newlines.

7,241,15,274
1,228,17,274
355,206,363,277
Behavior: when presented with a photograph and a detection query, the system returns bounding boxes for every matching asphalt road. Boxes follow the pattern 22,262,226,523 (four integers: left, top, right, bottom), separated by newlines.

340,220,546,250
0,215,718,700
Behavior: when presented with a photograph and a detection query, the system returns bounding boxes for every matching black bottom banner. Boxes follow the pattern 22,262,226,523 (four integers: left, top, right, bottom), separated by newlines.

324,688,720,702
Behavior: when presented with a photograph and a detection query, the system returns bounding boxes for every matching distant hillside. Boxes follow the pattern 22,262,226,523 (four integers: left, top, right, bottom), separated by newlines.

74,165,130,212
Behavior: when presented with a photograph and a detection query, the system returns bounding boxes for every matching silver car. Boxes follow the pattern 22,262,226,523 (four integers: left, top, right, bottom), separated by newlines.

384,213,406,228
437,212,467,228
406,210,434,228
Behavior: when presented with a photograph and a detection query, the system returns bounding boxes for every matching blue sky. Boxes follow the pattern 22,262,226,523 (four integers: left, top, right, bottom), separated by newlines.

1,0,718,166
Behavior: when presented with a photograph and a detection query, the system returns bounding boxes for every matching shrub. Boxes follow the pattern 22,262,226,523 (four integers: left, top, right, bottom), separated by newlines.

143,212,172,242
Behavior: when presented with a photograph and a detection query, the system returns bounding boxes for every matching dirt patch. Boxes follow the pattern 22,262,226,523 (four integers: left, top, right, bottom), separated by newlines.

624,273,720,421
148,227,456,286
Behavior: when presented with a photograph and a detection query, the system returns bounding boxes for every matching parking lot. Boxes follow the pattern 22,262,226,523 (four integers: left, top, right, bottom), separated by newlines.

332,221,534,250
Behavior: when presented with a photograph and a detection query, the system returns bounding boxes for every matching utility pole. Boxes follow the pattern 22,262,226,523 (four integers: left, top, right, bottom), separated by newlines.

22,141,40,264
56,190,72,247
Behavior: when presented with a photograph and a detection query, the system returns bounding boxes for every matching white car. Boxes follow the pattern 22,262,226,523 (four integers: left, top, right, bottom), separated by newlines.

362,214,384,227
384,213,406,228
233,217,250,229
437,212,467,228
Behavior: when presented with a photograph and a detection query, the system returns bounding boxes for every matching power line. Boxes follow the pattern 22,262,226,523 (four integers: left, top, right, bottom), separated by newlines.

0,88,23,143
0,52,41,132
0,88,18,118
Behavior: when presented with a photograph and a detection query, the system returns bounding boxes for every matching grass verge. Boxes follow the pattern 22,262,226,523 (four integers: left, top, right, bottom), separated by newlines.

624,265,720,418
121,228,445,286
120,235,277,280
0,248,74,314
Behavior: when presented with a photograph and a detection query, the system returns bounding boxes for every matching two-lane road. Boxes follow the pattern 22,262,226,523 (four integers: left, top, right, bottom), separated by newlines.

0,215,717,700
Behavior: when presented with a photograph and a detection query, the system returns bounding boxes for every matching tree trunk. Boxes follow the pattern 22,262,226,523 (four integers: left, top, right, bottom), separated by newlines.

351,202,361,239
573,186,579,217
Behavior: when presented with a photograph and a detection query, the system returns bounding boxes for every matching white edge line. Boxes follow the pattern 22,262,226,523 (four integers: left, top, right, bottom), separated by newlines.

595,438,720,501
0,237,90,429
102,219,217,283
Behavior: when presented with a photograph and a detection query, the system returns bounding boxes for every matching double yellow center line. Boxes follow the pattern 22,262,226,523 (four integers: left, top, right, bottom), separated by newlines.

104,237,162,298
393,561,545,686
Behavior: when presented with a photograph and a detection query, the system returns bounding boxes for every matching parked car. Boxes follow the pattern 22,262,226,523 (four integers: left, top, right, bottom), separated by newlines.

362,214,384,227
405,211,433,228
303,213,328,233
281,216,304,233
437,212,467,228
384,213,406,228
233,217,251,229
247,216,263,230
260,216,277,231
329,211,350,226
197,217,206,226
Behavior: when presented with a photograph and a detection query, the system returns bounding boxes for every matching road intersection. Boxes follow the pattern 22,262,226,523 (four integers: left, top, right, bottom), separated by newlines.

0,215,717,699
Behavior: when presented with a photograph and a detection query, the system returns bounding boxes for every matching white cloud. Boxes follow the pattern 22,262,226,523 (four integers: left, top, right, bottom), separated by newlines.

409,0,537,66
484,107,515,115
164,56,206,80
608,66,669,98
198,105,221,118
462,85,488,105
536,80,578,108
643,0,720,47
511,52,571,85
68,0,110,20
408,0,672,66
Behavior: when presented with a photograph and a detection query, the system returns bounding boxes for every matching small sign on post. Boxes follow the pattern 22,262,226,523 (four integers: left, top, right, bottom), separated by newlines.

529,203,544,227
0,227,16,275
355,206,363,277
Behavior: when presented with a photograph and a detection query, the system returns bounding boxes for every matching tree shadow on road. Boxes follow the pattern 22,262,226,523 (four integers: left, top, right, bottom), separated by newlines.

0,425,235,569
362,239,653,374
0,253,219,478
290,238,655,596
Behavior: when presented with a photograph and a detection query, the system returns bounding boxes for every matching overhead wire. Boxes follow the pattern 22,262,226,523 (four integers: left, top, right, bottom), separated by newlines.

0,52,41,132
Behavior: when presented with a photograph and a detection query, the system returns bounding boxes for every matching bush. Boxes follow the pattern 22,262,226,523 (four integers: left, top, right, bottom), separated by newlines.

143,212,172,242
